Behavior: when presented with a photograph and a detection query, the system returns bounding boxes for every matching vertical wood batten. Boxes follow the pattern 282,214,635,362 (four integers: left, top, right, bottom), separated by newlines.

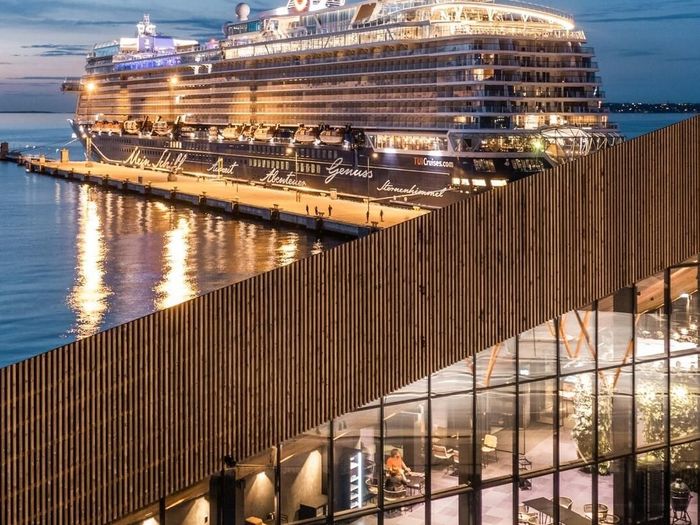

1,116,700,524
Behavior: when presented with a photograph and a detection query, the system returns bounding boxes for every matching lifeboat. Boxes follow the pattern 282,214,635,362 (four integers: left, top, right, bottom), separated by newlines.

208,126,220,140
221,124,240,141
91,121,105,134
240,124,257,140
106,121,122,135
253,124,276,142
123,120,140,135
294,125,318,144
319,126,345,145
152,119,173,137
178,126,197,140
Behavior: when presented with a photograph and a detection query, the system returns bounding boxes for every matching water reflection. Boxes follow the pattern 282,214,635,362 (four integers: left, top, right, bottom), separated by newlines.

155,215,198,309
68,186,111,338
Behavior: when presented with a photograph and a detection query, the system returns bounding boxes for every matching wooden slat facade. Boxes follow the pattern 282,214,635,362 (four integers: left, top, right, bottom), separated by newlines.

2,116,700,524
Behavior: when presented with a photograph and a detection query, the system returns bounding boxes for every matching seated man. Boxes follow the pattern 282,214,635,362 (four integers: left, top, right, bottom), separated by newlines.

384,467,406,491
385,448,412,481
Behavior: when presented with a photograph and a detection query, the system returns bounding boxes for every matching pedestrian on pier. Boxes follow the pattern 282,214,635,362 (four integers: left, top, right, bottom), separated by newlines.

380,209,384,222
314,205,319,216
366,210,370,223
328,204,332,217
305,204,309,215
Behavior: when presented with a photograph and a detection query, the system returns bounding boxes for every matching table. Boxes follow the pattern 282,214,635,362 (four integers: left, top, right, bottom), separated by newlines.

522,497,591,525
298,494,328,520
405,472,425,496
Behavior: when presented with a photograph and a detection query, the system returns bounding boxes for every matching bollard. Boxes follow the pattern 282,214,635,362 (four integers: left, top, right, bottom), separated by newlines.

199,192,207,206
145,181,152,195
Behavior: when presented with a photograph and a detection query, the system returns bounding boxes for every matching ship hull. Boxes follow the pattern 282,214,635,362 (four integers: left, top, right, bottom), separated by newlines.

83,131,552,208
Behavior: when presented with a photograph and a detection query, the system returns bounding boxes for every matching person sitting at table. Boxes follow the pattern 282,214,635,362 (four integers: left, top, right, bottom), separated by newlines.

386,448,412,481
384,467,406,491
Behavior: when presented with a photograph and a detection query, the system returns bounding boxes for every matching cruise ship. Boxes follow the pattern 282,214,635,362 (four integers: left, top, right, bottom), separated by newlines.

64,0,622,207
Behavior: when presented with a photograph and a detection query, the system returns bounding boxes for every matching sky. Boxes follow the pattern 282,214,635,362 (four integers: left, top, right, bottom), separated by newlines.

0,0,698,112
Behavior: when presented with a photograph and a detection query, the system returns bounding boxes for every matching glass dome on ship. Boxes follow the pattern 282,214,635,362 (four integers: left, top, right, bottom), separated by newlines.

65,0,622,208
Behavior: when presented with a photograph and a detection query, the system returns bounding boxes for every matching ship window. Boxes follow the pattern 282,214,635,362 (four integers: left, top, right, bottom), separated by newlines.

474,159,496,173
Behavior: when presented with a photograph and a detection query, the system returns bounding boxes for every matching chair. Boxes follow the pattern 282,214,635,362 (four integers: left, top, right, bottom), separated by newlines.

481,434,498,465
384,487,407,503
584,503,608,521
556,496,573,509
365,478,379,503
604,515,621,524
432,444,455,474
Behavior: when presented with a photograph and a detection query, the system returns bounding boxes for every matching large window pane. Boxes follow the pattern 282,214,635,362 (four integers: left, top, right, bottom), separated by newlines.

560,372,595,466
559,306,596,373
518,473,553,522
636,272,667,361
518,321,557,380
670,265,700,354
477,386,515,480
280,424,329,523
636,360,669,449
476,337,516,388
384,377,428,404
383,401,427,504
431,493,475,525
560,467,592,517
239,448,277,524
635,450,667,524
598,288,635,368
598,366,633,458
333,409,380,513
519,379,555,472
431,394,472,493
670,356,700,445
432,358,473,396
597,457,634,524
384,502,425,524
481,484,513,525
671,441,699,525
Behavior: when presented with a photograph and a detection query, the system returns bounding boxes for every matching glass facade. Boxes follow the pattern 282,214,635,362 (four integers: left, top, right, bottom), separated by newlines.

131,262,700,525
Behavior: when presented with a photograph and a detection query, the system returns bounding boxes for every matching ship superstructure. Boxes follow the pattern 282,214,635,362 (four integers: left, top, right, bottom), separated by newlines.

66,0,622,207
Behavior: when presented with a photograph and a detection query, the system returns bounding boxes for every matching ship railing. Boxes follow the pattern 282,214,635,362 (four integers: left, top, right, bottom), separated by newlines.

379,0,573,21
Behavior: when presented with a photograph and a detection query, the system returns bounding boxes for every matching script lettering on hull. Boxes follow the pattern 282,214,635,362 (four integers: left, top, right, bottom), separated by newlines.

377,180,449,198
206,160,240,175
324,158,373,184
124,147,187,171
259,169,307,187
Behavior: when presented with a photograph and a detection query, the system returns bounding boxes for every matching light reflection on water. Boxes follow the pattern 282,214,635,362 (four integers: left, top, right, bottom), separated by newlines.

155,215,198,310
0,162,344,367
68,186,111,338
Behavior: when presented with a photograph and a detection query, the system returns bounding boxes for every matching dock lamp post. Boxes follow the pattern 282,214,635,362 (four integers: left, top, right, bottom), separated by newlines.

85,81,96,167
366,152,378,218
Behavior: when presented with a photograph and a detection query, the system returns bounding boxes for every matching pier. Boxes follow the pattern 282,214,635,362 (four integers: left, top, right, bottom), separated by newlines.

1,147,427,237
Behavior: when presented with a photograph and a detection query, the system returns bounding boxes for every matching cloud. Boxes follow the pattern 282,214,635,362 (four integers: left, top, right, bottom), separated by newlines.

21,44,89,57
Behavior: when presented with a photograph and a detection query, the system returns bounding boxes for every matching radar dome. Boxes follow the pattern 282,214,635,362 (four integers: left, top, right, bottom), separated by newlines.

235,3,251,21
